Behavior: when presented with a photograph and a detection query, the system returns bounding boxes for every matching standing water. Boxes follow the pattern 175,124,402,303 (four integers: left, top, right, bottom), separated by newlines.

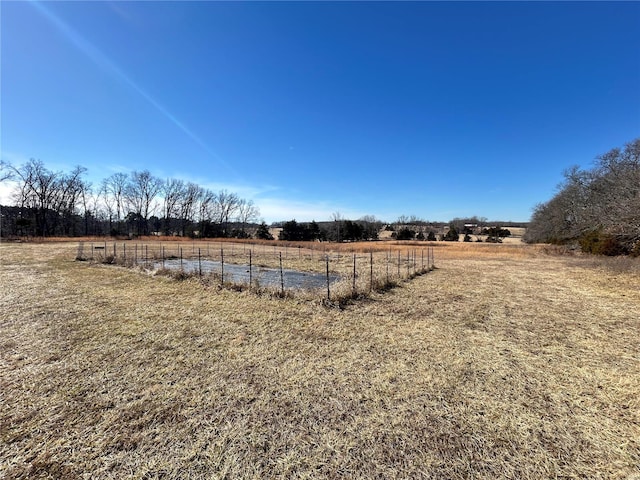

155,259,339,290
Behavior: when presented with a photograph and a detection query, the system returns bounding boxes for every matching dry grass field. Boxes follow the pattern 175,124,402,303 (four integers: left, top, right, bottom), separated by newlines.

1,240,639,479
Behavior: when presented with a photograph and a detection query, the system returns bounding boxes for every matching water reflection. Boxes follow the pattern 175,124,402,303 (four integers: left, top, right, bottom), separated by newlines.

155,259,339,290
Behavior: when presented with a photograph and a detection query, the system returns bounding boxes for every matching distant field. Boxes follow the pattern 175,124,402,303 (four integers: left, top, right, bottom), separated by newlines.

1,240,638,479
503,226,526,237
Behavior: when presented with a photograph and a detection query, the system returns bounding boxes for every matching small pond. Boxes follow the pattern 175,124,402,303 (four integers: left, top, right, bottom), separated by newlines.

154,259,339,290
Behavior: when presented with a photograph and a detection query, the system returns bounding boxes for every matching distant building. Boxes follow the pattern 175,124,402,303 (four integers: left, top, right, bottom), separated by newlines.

464,223,479,234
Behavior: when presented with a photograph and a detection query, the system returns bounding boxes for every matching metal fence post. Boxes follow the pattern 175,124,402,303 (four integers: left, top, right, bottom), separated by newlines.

352,254,357,295
220,248,224,285
326,255,330,301
370,251,373,292
279,252,284,294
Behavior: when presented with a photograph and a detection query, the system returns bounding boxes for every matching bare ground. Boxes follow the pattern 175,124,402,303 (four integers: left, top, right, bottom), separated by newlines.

1,241,638,479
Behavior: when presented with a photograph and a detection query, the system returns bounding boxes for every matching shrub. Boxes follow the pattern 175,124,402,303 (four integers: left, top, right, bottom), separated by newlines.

231,229,250,239
483,227,511,242
599,237,628,256
396,228,416,240
579,230,628,256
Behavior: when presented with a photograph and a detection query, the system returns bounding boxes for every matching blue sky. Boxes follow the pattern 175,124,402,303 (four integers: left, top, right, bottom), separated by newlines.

2,1,639,223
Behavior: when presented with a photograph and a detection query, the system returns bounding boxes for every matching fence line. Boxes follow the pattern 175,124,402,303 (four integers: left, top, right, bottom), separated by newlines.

82,241,437,301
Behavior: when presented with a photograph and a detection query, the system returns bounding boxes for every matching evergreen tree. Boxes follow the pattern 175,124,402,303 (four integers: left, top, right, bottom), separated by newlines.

256,222,274,240
443,226,459,241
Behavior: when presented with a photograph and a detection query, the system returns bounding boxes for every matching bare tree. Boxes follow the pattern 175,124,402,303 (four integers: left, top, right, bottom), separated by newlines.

102,172,129,222
525,138,640,253
13,159,60,236
78,180,94,235
592,139,640,243
125,170,162,235
330,211,343,242
0,159,14,183
98,182,117,233
1,159,264,240
197,188,215,236
86,190,105,235
236,199,260,235
213,189,240,236
54,166,88,235
161,178,185,235
396,215,409,226
178,182,203,236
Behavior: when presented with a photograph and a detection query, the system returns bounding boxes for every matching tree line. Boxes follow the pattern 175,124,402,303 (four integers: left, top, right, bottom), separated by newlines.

0,159,259,238
277,217,383,242
0,157,532,242
524,138,640,255
275,216,515,243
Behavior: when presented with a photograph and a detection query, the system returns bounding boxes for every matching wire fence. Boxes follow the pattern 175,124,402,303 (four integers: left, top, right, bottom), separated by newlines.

77,240,436,302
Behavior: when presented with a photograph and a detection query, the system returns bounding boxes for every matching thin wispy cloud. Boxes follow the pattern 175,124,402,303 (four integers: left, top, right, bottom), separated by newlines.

257,198,364,223
28,1,234,176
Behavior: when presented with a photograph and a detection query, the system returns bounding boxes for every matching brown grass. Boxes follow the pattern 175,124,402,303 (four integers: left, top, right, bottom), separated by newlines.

1,241,638,479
